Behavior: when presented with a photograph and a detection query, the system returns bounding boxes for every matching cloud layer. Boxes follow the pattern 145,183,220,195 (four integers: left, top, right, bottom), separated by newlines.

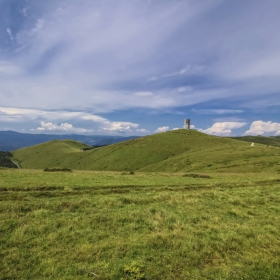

245,121,280,136
1,0,280,135
1,0,280,111
202,122,247,136
0,107,144,134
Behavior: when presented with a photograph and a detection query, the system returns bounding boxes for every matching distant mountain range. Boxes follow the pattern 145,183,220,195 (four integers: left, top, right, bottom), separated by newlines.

0,131,139,151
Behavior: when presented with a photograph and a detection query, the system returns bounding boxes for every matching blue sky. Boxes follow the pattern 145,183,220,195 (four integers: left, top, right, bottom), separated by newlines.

1,0,280,136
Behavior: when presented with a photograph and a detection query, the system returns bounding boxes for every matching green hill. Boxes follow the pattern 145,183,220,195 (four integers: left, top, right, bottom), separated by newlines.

12,139,91,169
231,135,280,147
12,130,280,173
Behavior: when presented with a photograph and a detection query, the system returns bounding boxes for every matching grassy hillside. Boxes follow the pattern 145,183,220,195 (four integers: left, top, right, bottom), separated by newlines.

13,130,280,173
13,139,91,169
231,135,280,147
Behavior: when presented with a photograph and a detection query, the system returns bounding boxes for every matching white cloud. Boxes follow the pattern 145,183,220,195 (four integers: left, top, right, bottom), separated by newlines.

6,28,13,41
31,19,45,34
147,77,158,82
37,121,91,133
173,124,195,130
212,117,246,123
21,7,29,17
1,0,200,112
133,91,154,96
0,107,143,134
234,50,280,79
203,122,247,136
163,67,190,77
192,109,244,114
81,115,109,124
178,86,192,92
0,107,107,125
102,122,139,133
0,62,22,76
245,121,280,136
155,126,169,133
162,65,206,78
0,107,82,122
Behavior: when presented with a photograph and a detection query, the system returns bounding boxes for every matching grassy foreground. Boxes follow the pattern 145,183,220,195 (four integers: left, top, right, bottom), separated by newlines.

1,169,280,279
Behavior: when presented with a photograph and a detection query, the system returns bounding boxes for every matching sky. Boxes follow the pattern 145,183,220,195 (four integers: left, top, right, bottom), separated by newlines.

1,0,280,137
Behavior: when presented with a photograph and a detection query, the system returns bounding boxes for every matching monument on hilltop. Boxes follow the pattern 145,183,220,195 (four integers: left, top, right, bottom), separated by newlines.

184,119,191,129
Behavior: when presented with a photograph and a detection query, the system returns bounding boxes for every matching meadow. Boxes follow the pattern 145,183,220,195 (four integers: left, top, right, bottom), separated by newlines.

1,169,280,279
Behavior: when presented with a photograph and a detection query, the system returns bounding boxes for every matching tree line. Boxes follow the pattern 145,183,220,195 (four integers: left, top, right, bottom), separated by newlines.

0,151,17,168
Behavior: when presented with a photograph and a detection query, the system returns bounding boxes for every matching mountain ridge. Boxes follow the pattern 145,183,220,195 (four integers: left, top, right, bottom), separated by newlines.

12,129,280,173
0,130,139,151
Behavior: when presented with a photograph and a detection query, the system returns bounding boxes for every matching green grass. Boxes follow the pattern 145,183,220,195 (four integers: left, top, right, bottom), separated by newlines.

12,130,280,173
231,135,280,147
12,139,91,169
1,169,280,279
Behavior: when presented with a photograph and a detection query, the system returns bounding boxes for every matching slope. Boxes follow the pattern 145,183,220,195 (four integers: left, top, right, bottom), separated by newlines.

12,129,280,173
231,135,280,147
13,139,90,169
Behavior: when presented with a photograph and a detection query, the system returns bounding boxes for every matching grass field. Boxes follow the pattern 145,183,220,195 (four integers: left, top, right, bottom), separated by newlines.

1,169,280,279
231,136,280,147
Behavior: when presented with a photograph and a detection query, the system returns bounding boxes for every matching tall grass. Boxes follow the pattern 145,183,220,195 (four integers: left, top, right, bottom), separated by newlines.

1,169,280,279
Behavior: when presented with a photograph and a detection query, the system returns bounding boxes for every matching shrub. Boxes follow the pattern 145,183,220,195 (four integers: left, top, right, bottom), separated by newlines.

82,147,94,151
43,168,72,172
0,151,13,157
0,151,17,168
182,173,211,179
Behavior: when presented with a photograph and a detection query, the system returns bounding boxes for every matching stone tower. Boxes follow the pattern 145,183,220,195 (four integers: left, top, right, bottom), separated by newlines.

184,119,190,129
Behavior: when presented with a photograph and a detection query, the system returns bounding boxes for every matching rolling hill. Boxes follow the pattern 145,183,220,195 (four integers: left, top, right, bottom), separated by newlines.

231,135,280,147
12,129,280,173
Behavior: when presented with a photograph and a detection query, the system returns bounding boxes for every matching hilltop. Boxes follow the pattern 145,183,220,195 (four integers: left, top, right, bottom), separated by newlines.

12,129,280,173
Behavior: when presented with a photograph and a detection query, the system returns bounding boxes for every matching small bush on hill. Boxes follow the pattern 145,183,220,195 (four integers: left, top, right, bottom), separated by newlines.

182,173,211,179
121,171,135,175
0,151,17,168
82,147,94,151
43,168,72,172
0,151,13,157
